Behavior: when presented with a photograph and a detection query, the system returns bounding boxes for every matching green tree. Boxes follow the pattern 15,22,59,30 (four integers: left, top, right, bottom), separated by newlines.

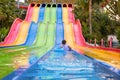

0,0,26,41
105,0,120,21
105,0,120,42
74,0,115,42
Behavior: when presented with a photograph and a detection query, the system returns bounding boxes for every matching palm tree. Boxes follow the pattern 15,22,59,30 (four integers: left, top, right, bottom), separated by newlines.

89,0,108,34
89,0,92,34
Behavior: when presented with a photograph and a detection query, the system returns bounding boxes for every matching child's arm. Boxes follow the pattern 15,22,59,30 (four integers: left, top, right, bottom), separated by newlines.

60,44,63,48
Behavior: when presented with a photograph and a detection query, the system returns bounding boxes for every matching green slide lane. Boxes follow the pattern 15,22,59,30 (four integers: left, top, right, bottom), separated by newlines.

44,7,51,23
35,23,55,57
51,7,56,23
33,23,47,47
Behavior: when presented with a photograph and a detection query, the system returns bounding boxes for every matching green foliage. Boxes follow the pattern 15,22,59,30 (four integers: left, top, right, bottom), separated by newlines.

0,27,9,42
115,25,120,42
0,0,26,41
106,0,120,21
74,0,120,43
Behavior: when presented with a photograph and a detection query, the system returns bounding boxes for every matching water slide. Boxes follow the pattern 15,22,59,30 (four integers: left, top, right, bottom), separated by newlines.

1,3,120,80
0,4,33,46
0,3,40,47
0,4,45,53
11,4,120,80
6,4,119,80
0,4,52,51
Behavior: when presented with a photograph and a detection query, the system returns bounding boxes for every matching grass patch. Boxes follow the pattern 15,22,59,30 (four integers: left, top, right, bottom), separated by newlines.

0,65,14,79
0,51,26,78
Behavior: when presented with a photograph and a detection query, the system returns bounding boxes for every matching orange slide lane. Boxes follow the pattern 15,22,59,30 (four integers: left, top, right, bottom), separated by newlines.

81,47,120,69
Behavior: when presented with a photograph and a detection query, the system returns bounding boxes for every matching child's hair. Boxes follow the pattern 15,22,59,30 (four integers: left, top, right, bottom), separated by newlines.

62,40,66,44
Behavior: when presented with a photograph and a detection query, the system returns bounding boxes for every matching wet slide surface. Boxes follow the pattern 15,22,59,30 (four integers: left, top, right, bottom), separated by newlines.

14,4,120,80
0,3,120,80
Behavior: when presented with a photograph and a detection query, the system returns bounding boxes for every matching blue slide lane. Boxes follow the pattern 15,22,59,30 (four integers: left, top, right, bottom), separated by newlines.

38,4,45,22
56,4,62,23
23,5,45,46
23,22,38,46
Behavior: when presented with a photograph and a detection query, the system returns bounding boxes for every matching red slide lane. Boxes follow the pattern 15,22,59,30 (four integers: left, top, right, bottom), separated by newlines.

0,4,33,46
68,4,86,46
25,4,33,22
0,18,22,45
68,4,75,23
73,19,86,46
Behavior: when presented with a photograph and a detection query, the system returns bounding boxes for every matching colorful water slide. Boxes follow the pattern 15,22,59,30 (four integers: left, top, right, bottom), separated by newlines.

25,3,46,47
0,4,45,53
0,3,34,46
10,6,40,46
0,4,34,46
2,3,120,80
8,4,120,80
22,3,45,46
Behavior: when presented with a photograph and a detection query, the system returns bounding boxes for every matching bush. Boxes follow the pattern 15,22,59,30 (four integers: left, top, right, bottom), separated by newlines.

0,27,9,42
115,28,120,43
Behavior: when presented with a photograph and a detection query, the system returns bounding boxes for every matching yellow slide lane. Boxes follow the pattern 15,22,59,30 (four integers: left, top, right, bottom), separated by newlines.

64,23,75,48
62,7,69,23
31,6,40,23
82,47,120,69
8,6,40,45
12,21,30,45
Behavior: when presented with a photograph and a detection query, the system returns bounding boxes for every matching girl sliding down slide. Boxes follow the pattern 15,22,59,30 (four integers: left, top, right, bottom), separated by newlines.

60,40,75,61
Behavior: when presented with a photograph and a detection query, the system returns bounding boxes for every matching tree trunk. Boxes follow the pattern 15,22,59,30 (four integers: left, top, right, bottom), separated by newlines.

89,0,92,34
